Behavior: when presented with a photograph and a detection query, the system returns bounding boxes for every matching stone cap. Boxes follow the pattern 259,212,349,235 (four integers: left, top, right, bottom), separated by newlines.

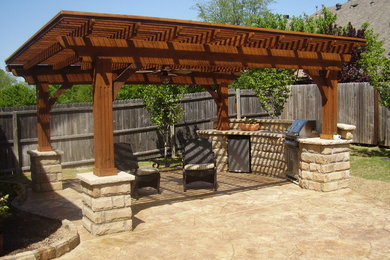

197,129,285,138
298,137,352,145
337,123,356,131
230,118,294,124
77,171,135,185
27,149,64,157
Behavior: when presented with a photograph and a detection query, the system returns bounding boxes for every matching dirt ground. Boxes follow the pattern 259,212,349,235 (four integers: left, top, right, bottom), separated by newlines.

1,209,68,256
1,176,389,257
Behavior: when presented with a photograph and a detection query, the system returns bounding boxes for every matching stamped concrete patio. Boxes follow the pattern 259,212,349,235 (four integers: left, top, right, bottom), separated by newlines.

18,168,390,259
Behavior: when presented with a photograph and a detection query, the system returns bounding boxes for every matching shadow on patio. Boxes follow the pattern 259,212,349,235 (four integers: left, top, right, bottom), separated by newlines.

131,167,289,215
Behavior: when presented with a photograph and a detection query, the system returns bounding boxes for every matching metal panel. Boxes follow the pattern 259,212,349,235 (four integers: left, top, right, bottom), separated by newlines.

228,135,251,173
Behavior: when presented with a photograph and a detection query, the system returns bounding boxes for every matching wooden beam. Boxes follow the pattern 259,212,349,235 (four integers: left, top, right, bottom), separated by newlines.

24,42,63,70
92,58,116,176
202,86,220,103
49,82,73,109
8,65,238,85
216,83,230,130
53,54,80,70
307,69,339,139
112,64,137,100
58,36,350,71
36,82,52,151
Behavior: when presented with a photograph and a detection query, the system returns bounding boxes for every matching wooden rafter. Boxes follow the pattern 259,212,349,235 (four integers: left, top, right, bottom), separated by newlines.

57,36,350,71
23,42,63,70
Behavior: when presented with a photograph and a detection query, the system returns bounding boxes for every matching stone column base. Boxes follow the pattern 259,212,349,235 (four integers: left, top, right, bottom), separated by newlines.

298,138,352,192
28,150,63,192
78,171,135,236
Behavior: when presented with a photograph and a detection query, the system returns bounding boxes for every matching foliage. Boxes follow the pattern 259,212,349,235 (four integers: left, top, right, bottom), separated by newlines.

359,25,390,108
140,84,185,166
0,83,36,107
116,85,145,100
194,0,274,26
49,84,92,104
140,84,185,132
0,193,10,223
0,69,18,89
233,69,295,117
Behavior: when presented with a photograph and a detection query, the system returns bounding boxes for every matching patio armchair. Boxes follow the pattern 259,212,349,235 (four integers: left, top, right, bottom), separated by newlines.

182,138,217,192
114,143,161,199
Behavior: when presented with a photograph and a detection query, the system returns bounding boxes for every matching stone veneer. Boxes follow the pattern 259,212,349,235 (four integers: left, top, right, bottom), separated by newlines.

198,119,355,192
198,129,287,178
298,138,352,192
78,171,135,236
27,149,63,192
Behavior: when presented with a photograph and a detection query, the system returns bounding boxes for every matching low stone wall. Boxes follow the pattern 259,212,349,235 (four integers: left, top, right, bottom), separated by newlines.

298,138,351,192
198,130,287,178
1,219,80,260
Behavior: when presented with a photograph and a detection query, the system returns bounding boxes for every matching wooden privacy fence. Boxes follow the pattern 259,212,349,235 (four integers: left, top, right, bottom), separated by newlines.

281,82,390,146
0,82,389,175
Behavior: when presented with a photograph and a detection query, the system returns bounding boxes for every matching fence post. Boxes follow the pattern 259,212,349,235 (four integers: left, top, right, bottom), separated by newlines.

236,88,241,120
373,89,379,145
170,124,176,158
12,112,21,174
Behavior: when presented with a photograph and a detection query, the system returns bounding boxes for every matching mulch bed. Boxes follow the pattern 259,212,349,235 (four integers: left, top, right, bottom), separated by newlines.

1,208,64,256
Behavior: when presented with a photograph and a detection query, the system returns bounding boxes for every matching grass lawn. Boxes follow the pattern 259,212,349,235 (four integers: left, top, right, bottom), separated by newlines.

350,145,390,182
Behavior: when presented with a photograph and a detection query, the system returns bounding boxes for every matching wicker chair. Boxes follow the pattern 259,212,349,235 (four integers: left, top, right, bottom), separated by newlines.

182,138,217,192
114,143,160,199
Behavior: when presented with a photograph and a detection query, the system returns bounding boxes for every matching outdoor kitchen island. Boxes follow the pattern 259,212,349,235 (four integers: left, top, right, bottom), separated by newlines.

198,119,353,192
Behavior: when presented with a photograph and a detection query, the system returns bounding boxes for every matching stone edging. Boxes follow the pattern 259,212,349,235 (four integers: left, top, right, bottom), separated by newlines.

0,219,80,260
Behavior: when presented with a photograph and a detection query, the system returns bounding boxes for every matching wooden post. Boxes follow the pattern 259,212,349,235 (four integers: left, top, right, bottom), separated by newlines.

307,70,339,139
92,57,117,176
216,83,230,130
36,82,52,151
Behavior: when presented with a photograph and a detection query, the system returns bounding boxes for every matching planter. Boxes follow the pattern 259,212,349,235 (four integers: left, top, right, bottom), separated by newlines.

239,123,260,131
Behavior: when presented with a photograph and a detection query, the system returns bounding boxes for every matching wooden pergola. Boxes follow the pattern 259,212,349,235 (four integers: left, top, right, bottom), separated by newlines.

5,11,365,177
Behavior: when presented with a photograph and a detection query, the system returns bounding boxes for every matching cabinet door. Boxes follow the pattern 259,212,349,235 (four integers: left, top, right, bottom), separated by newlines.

228,136,251,173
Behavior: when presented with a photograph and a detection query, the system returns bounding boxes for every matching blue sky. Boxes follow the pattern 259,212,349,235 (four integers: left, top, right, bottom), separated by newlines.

0,0,345,71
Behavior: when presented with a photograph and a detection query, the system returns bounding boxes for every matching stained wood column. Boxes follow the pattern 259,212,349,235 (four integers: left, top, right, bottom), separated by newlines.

92,58,116,176
307,70,339,139
36,82,52,151
217,83,230,130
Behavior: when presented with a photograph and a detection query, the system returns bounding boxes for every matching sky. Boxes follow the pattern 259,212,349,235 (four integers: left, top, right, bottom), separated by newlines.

0,0,346,72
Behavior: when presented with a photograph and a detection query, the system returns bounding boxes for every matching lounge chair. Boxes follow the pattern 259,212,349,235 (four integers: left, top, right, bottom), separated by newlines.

114,143,161,199
182,138,217,192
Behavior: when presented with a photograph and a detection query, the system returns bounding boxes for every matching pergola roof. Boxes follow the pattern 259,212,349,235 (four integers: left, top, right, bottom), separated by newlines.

6,10,366,86
4,11,368,176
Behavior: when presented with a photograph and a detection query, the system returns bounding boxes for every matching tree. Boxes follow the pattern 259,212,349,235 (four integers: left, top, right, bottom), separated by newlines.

0,83,36,107
359,25,390,108
194,0,274,26
140,84,185,166
49,84,92,104
195,0,296,118
233,69,295,117
0,69,17,89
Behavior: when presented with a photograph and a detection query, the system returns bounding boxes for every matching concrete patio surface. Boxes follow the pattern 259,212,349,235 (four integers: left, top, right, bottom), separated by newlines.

17,168,390,259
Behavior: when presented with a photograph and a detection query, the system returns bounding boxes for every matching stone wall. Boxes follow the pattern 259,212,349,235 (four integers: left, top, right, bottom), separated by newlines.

298,138,351,192
251,135,287,177
198,130,287,178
